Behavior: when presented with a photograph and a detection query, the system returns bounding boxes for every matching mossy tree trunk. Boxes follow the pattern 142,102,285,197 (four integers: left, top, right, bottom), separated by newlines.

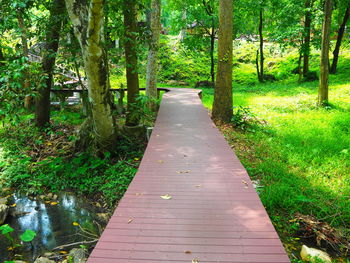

146,0,161,110
35,0,65,127
302,0,313,77
65,0,116,149
318,0,333,106
17,10,32,110
212,0,233,123
124,0,140,126
330,3,350,74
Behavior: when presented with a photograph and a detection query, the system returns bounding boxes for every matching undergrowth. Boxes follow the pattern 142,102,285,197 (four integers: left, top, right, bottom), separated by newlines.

0,109,146,207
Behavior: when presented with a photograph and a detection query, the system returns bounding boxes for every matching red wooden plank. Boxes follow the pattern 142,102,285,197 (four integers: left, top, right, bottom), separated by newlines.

87,88,290,263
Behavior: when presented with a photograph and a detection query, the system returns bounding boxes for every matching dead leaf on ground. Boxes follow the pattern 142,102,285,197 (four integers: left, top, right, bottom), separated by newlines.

135,193,143,196
176,170,190,174
184,250,192,254
128,218,133,224
242,180,249,188
157,160,164,164
160,194,172,200
192,259,199,263
195,185,202,188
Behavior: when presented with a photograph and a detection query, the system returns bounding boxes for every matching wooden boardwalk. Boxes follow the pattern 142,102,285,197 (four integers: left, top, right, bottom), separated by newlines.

88,88,290,263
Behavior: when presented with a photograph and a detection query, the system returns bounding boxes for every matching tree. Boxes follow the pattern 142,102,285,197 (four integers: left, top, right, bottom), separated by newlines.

318,0,333,106
146,0,161,108
123,0,140,126
330,2,350,74
168,0,219,86
212,0,233,123
65,0,116,149
257,5,264,82
35,0,65,127
302,0,313,77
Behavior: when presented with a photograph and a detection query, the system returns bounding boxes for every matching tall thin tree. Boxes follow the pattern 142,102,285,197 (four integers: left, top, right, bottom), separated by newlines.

303,0,313,77
124,0,140,126
146,0,161,109
318,0,333,106
212,0,233,123
330,2,350,74
35,0,65,127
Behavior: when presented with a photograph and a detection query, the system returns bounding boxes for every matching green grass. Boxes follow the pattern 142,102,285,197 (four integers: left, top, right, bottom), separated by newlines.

200,51,350,250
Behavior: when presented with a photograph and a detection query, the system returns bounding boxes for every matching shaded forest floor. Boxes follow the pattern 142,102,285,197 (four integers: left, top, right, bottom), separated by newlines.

0,107,150,207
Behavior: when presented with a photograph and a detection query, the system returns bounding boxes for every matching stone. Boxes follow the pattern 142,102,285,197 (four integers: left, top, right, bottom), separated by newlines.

0,204,9,224
69,248,87,263
43,252,54,257
0,197,8,205
96,213,110,223
34,257,55,263
47,193,53,199
52,194,58,200
300,245,332,263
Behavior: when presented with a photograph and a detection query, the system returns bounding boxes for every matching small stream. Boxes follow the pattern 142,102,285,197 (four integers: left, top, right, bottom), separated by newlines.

0,192,107,262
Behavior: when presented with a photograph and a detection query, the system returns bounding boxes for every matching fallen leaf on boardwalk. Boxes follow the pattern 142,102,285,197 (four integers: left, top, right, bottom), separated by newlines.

176,170,190,174
135,193,142,196
10,203,16,207
242,180,249,188
160,194,172,200
192,259,199,263
72,222,79,226
184,250,192,254
128,218,133,224
158,160,164,164
195,185,202,188
50,202,58,205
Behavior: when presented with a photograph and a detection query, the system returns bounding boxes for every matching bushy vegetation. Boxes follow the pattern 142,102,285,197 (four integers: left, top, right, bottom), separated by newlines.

0,109,145,206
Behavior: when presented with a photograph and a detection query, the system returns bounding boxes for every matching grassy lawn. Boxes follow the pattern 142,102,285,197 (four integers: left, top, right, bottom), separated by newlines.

200,55,350,257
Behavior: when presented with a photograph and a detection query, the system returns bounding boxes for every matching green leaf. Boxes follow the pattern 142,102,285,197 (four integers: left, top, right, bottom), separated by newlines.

20,229,36,242
0,224,14,235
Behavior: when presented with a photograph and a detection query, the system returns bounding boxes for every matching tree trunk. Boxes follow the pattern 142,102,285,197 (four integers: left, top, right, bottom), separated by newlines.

35,0,65,127
65,0,115,149
302,0,313,77
258,8,264,82
124,0,140,126
17,11,32,110
318,0,333,106
146,0,161,110
179,11,187,41
330,3,350,74
0,45,4,66
210,18,215,85
212,0,233,123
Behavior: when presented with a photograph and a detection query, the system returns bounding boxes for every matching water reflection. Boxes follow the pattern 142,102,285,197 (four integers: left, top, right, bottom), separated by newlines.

0,193,102,262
